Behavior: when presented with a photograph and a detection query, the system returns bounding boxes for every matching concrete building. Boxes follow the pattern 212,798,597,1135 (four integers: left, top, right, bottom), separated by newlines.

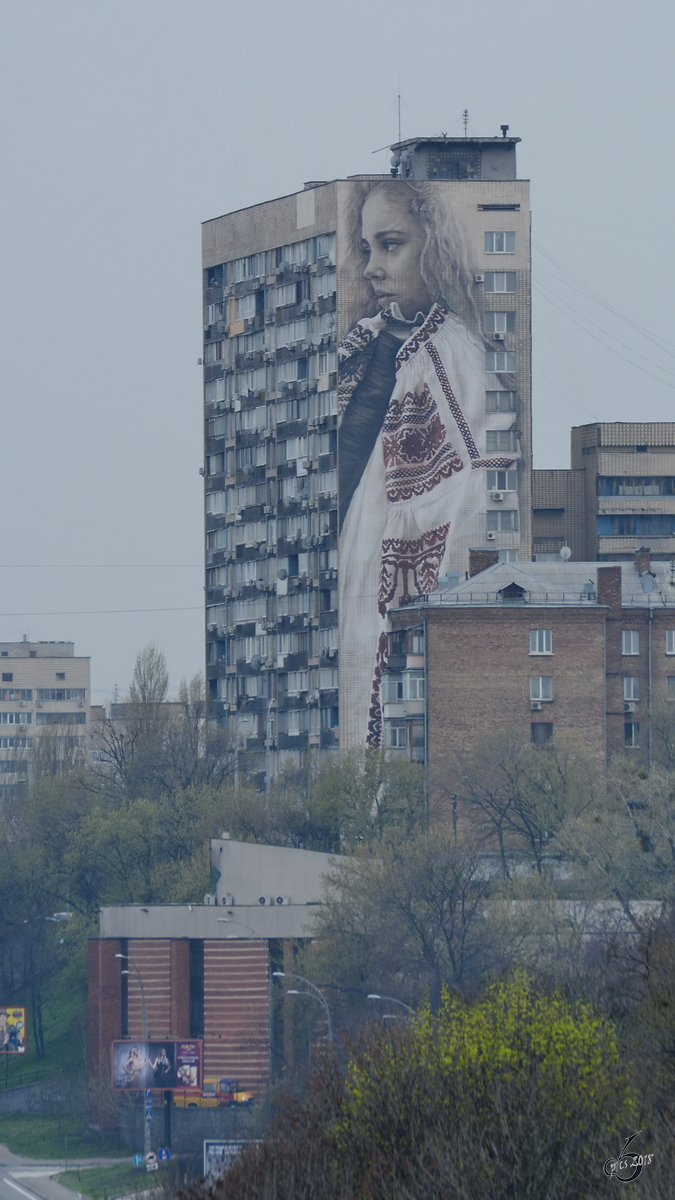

532,422,675,562
386,549,675,768
88,840,346,1101
202,131,532,780
0,638,92,796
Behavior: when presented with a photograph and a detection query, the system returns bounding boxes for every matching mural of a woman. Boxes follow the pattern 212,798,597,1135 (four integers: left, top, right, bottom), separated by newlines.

338,180,520,748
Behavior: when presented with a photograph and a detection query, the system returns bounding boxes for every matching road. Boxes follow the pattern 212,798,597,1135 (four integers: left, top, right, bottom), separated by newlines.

0,1146,124,1200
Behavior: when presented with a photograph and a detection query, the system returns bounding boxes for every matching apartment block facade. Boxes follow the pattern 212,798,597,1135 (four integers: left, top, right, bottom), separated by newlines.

532,422,675,562
202,134,532,779
0,638,92,795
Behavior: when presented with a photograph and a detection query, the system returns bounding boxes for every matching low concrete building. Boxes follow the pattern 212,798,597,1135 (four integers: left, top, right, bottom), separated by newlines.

88,840,348,1101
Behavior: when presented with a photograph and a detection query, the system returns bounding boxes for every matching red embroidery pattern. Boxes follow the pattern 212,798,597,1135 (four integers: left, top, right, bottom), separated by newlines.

337,325,375,416
366,632,389,747
378,524,450,616
395,304,448,369
425,342,480,460
382,384,463,502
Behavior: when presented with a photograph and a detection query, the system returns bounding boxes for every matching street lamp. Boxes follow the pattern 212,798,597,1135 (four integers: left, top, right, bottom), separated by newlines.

367,994,414,1014
217,917,264,939
272,971,333,1043
115,954,150,1158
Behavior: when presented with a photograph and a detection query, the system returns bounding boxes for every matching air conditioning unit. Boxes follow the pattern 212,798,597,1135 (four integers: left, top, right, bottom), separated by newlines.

258,895,275,906
486,531,496,541
19,700,25,706
531,701,542,711
204,893,216,906
36,701,43,708
492,491,505,502
475,274,484,283
263,505,273,515
493,332,505,341
275,896,289,905
624,701,635,713
78,701,84,708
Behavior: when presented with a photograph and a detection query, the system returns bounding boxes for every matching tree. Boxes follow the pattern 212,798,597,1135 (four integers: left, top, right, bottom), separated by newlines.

438,730,601,878
190,974,637,1200
306,826,498,1019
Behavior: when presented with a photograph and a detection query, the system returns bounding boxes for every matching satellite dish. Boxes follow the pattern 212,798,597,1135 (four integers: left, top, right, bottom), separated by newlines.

559,545,572,561
278,569,288,580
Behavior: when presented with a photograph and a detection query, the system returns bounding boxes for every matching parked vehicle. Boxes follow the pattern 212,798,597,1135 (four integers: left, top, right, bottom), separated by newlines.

173,1077,255,1108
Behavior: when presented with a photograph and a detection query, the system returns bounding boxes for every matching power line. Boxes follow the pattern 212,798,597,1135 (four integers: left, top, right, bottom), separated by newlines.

0,605,203,618
0,564,202,569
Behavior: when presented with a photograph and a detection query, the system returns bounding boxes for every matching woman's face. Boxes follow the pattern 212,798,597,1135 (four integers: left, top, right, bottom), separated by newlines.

361,189,432,320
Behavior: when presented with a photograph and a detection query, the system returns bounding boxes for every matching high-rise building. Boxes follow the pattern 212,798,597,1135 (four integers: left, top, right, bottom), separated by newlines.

532,422,675,562
202,134,532,780
0,638,92,796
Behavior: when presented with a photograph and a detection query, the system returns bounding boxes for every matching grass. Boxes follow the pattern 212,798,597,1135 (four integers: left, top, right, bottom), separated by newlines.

56,1162,164,1199
0,1115,128,1160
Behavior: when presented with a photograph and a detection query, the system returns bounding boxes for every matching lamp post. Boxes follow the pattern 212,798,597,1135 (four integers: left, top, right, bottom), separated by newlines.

115,954,151,1158
272,971,333,1043
367,994,414,1015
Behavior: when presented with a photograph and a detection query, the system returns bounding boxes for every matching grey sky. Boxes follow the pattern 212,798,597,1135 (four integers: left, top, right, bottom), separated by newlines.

1,0,673,701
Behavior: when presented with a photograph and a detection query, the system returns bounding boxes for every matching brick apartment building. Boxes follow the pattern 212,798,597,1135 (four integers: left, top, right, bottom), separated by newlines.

386,549,675,772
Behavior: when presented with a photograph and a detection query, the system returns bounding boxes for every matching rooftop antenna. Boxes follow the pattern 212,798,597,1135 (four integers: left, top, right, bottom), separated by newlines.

463,109,469,137
501,124,509,138
397,88,401,144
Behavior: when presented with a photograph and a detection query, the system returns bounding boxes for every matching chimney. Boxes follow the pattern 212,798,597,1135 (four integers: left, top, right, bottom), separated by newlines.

597,565,622,612
634,546,652,577
469,548,499,577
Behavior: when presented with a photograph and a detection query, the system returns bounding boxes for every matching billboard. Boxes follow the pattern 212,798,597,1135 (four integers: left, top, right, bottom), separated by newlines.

336,179,527,748
111,1040,202,1091
204,1140,258,1180
0,1007,26,1053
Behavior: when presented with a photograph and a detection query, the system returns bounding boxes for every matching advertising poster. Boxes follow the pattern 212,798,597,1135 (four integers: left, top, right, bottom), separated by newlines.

204,1141,256,1180
0,1007,26,1053
111,1040,202,1091
336,179,525,748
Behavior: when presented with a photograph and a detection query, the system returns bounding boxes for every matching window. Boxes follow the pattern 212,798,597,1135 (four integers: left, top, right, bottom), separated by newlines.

320,706,339,729
318,470,337,495
315,271,336,298
485,232,515,253
235,444,266,470
486,391,517,413
596,514,675,537
0,689,31,702
387,723,408,748
317,389,338,417
486,351,517,372
315,233,336,264
207,453,224,476
667,677,675,699
487,509,518,532
36,688,85,701
531,722,553,746
486,429,517,452
625,722,640,748
318,627,338,653
407,670,425,699
36,712,86,725
206,415,227,439
319,667,338,690
487,470,518,491
206,490,226,516
56,672,66,681
530,629,552,655
1,673,13,682
597,476,675,497
530,676,553,701
318,352,328,375
486,311,516,333
622,630,640,656
624,677,640,701
667,630,675,655
205,378,226,406
285,672,308,695
485,272,516,293
275,319,308,349
231,252,267,282
275,283,297,308
0,713,31,724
